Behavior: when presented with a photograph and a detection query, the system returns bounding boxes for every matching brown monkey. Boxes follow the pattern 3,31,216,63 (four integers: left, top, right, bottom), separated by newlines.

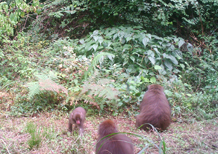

136,84,171,131
96,120,134,154
68,107,86,135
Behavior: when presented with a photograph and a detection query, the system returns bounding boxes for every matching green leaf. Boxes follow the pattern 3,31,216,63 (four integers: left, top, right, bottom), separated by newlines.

130,56,135,62
120,38,125,44
186,94,192,97
117,102,123,107
150,77,156,83
126,37,132,42
163,53,178,65
79,39,85,44
164,60,173,70
100,104,104,110
158,65,166,75
21,12,25,17
175,50,183,59
107,54,115,61
148,57,155,65
173,68,180,73
180,64,185,69
169,55,178,65
85,40,94,50
90,44,98,51
142,37,149,47
178,39,185,48
187,43,193,52
153,48,160,55
92,30,99,36
147,50,155,57
113,33,118,40
141,76,150,83
146,34,152,39
164,90,173,96
154,65,162,70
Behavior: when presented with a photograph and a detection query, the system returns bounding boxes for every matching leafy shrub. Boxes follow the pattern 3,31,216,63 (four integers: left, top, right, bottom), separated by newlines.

180,45,218,93
0,0,42,42
26,0,218,41
75,26,185,78
164,78,218,120
53,26,186,113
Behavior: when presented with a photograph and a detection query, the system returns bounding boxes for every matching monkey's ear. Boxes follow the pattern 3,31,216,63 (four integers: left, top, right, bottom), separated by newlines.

70,112,74,118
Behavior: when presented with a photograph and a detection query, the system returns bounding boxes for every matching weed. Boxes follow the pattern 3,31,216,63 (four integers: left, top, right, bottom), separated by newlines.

26,122,42,150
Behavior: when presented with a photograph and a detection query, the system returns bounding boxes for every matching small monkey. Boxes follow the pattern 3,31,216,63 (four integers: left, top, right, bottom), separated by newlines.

68,107,86,135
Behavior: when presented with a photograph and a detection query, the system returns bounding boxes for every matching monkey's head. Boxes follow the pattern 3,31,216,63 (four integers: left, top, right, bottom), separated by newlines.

98,120,118,136
148,84,164,91
74,114,83,125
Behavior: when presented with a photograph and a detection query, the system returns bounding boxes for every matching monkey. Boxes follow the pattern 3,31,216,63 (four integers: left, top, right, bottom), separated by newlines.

96,119,134,154
68,107,86,135
136,84,171,131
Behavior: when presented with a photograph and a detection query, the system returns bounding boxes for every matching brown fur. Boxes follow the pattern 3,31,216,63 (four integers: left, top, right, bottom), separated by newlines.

68,107,86,135
96,120,134,154
136,84,171,131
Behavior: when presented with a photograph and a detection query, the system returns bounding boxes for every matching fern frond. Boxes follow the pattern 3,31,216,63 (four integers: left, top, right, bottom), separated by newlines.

74,93,100,108
35,71,58,81
80,79,119,100
84,52,115,79
27,73,67,99
27,82,41,99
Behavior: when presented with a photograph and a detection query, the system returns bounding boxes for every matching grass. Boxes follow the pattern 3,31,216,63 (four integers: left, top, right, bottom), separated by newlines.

0,110,217,154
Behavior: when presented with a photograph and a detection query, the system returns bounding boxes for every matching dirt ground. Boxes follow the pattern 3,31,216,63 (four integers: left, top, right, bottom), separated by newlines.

0,112,218,154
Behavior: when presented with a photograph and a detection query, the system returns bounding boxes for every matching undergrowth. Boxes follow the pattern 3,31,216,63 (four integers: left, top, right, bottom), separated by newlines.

0,0,217,121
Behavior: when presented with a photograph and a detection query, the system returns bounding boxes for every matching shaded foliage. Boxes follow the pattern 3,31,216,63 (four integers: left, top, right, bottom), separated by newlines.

0,0,217,118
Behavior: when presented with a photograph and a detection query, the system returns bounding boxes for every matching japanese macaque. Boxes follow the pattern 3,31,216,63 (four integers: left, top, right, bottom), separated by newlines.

136,84,171,131
68,107,86,135
96,120,134,154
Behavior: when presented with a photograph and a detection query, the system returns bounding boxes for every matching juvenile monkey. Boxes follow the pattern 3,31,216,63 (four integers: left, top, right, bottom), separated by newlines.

68,107,86,135
136,84,171,131
96,119,134,154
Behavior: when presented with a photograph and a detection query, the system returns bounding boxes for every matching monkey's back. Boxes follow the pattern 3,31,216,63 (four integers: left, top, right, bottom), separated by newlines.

96,134,134,154
136,87,171,130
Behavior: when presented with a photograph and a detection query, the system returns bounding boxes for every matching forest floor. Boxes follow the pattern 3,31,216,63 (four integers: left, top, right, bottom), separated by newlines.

0,111,218,154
